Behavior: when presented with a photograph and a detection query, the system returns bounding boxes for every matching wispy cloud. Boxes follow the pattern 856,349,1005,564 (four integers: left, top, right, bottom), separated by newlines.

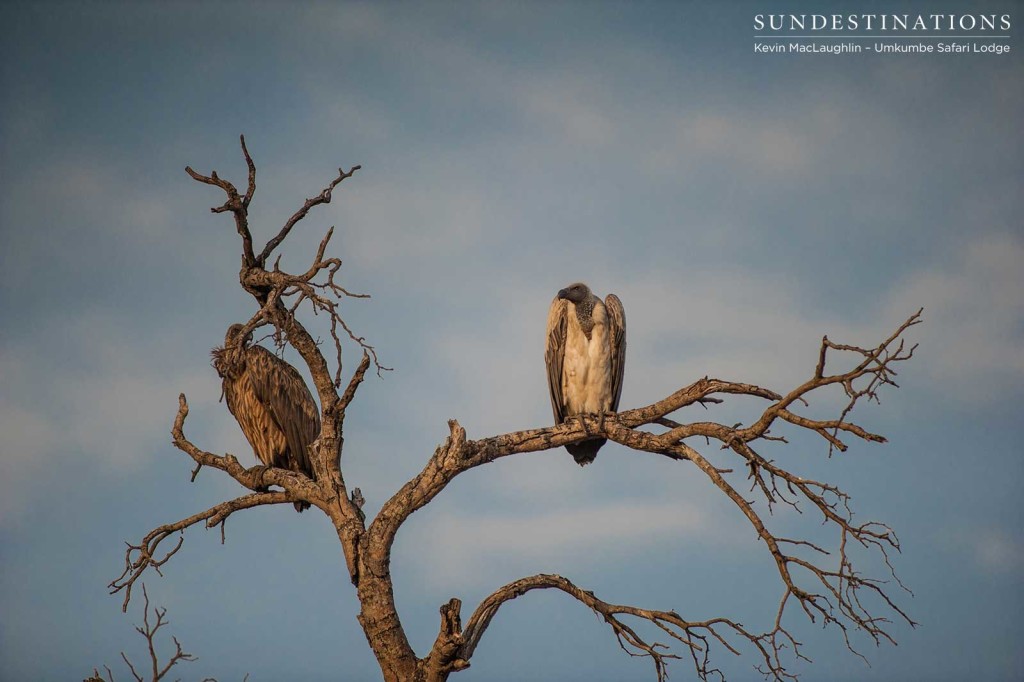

0,310,228,526
886,232,1024,399
404,499,715,589
948,526,1024,575
336,182,488,268
0,398,59,525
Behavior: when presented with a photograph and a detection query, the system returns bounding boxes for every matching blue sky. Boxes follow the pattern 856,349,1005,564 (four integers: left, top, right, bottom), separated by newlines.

0,1,1021,680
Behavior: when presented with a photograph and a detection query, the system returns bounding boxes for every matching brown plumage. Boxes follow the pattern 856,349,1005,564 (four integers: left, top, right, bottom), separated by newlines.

545,282,626,465
211,324,322,512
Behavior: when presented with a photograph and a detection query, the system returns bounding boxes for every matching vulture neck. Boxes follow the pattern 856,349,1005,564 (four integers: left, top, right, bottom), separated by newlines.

211,344,246,380
573,298,597,340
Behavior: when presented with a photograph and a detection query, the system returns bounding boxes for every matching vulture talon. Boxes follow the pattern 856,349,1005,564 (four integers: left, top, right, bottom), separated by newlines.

252,464,271,490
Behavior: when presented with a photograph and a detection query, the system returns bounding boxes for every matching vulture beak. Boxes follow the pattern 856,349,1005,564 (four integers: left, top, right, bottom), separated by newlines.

557,288,570,300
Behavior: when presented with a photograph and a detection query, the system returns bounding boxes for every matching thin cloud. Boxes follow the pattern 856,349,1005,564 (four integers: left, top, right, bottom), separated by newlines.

948,526,1024,574
886,232,1024,399
337,182,488,268
0,311,225,526
0,401,58,525
404,500,713,589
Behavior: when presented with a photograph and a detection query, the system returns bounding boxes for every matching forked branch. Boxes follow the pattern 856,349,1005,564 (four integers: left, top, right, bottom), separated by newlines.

110,394,321,611
89,584,207,682
184,135,382,386
109,489,294,612
184,135,257,266
258,163,361,266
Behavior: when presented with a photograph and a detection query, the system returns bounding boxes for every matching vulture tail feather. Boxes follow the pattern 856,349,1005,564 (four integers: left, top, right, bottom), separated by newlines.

567,439,605,466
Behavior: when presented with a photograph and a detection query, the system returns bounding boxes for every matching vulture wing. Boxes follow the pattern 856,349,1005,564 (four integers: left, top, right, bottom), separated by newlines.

246,346,321,476
605,294,627,412
544,297,569,425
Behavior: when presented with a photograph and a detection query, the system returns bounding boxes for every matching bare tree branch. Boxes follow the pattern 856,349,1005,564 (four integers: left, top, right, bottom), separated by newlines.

125,585,198,681
240,134,256,209
452,573,800,682
184,136,256,266
90,584,233,682
110,489,293,612
340,351,372,412
258,163,361,266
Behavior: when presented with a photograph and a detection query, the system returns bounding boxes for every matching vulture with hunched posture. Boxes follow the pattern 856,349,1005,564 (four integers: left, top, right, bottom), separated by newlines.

211,324,322,512
545,282,626,465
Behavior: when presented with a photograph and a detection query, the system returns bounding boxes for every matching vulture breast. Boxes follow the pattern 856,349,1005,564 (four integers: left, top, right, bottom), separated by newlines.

562,301,613,415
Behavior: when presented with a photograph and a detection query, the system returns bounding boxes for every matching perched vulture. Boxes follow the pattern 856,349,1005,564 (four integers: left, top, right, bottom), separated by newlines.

211,324,322,512
544,282,626,465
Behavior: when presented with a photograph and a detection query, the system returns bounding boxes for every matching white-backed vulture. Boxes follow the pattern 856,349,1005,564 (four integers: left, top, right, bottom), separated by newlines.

211,324,321,512
544,282,626,465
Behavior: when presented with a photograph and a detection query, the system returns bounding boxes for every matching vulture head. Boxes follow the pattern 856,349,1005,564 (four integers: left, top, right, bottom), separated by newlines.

557,282,592,304
211,323,252,380
224,323,253,348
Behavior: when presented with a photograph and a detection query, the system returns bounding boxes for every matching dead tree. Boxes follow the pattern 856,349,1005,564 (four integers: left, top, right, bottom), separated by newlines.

111,136,920,682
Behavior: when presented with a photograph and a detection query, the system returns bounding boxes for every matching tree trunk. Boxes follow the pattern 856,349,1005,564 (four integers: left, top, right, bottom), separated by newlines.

356,573,419,681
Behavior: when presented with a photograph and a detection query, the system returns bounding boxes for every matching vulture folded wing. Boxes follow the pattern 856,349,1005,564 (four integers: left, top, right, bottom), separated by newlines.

246,346,321,476
605,294,627,412
544,297,569,425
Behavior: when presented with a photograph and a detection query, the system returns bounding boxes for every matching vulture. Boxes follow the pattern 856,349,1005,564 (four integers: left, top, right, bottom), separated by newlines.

211,324,322,512
544,282,626,465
